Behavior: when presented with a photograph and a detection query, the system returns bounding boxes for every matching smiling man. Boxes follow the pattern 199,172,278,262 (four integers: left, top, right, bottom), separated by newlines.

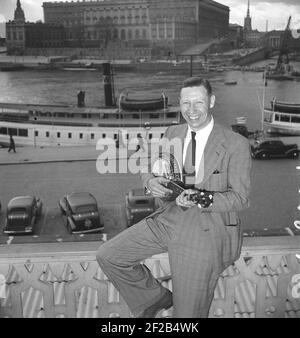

180,79,215,130
96,77,252,318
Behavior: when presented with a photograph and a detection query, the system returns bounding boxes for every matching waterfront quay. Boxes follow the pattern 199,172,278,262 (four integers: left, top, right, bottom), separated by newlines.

0,143,299,246
0,145,144,244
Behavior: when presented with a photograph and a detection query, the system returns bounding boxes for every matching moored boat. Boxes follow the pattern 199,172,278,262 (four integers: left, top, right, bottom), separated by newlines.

224,80,237,85
0,63,25,71
270,98,300,114
0,101,181,147
0,62,182,147
263,108,300,136
265,70,300,81
119,92,168,111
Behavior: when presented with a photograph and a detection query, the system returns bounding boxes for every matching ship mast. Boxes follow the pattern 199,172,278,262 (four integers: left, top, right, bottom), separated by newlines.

276,16,292,72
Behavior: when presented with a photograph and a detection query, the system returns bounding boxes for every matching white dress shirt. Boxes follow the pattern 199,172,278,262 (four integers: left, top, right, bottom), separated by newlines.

183,117,214,179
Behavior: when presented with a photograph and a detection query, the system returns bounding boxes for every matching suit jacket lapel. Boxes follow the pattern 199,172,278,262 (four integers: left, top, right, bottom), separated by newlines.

197,123,227,186
173,124,188,173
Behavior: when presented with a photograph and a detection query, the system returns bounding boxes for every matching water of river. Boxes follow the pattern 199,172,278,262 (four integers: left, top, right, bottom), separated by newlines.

0,66,299,233
1,64,300,131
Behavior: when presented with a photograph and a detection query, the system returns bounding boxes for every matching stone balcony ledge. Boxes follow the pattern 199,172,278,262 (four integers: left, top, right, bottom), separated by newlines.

0,236,299,318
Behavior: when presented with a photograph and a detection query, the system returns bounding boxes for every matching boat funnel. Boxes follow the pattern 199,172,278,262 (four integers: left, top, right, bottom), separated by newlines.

103,62,116,107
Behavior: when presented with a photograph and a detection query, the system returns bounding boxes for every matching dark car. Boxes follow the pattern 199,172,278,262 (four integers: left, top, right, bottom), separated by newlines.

3,196,42,235
125,189,157,227
251,140,299,159
59,192,104,234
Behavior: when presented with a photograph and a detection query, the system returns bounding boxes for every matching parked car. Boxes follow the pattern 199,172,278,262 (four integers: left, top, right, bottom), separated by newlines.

3,196,42,235
251,139,299,159
125,189,157,227
58,192,104,234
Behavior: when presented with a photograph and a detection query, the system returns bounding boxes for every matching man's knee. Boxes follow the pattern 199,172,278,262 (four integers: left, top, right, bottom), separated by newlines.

96,243,112,267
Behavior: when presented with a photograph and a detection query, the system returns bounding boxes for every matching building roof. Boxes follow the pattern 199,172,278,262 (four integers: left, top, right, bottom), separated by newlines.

180,39,221,56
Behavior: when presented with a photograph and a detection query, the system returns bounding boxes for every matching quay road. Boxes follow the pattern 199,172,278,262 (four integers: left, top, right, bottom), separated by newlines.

0,145,299,245
0,146,142,244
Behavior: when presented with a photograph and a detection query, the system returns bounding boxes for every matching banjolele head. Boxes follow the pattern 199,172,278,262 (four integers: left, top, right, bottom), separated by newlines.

152,152,214,208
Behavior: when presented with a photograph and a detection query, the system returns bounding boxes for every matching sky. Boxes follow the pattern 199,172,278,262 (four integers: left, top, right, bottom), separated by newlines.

0,0,299,32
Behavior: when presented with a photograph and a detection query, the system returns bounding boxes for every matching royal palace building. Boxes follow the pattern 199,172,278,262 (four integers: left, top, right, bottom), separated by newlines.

7,0,229,58
6,0,65,55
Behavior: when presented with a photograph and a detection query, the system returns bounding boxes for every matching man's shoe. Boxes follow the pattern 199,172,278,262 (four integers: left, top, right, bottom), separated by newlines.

138,289,173,318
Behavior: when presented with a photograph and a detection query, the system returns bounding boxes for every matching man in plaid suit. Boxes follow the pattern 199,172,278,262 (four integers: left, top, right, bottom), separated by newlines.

97,77,252,318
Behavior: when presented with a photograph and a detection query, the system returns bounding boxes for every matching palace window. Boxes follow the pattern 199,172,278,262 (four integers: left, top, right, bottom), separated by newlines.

113,29,118,39
121,29,126,40
135,29,140,39
151,27,157,38
57,132,61,138
80,133,83,139
128,29,132,40
91,133,95,140
159,24,164,39
46,132,49,138
167,24,173,38
34,131,38,137
68,133,72,139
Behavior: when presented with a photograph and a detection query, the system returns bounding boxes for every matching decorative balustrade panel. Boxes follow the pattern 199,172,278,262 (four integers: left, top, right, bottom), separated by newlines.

0,237,299,318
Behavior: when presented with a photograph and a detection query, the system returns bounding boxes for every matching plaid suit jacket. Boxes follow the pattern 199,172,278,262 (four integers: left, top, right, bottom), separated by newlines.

141,122,252,272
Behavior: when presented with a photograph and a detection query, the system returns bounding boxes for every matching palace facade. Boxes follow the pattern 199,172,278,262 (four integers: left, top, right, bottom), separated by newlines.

7,0,229,58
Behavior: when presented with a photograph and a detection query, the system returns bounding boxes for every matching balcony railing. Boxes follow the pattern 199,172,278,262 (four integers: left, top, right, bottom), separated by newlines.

0,236,299,318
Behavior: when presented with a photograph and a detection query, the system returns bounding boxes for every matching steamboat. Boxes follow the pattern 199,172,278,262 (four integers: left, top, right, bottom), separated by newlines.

263,98,300,136
0,63,181,147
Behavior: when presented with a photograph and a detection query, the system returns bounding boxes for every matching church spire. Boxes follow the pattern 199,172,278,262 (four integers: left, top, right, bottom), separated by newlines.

247,0,250,17
244,0,252,32
14,0,25,22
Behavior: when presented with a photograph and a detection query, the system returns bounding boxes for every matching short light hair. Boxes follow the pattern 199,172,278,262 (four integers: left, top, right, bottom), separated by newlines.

181,77,212,96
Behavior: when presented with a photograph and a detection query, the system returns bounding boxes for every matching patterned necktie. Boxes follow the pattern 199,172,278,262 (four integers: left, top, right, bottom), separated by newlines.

183,131,196,186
